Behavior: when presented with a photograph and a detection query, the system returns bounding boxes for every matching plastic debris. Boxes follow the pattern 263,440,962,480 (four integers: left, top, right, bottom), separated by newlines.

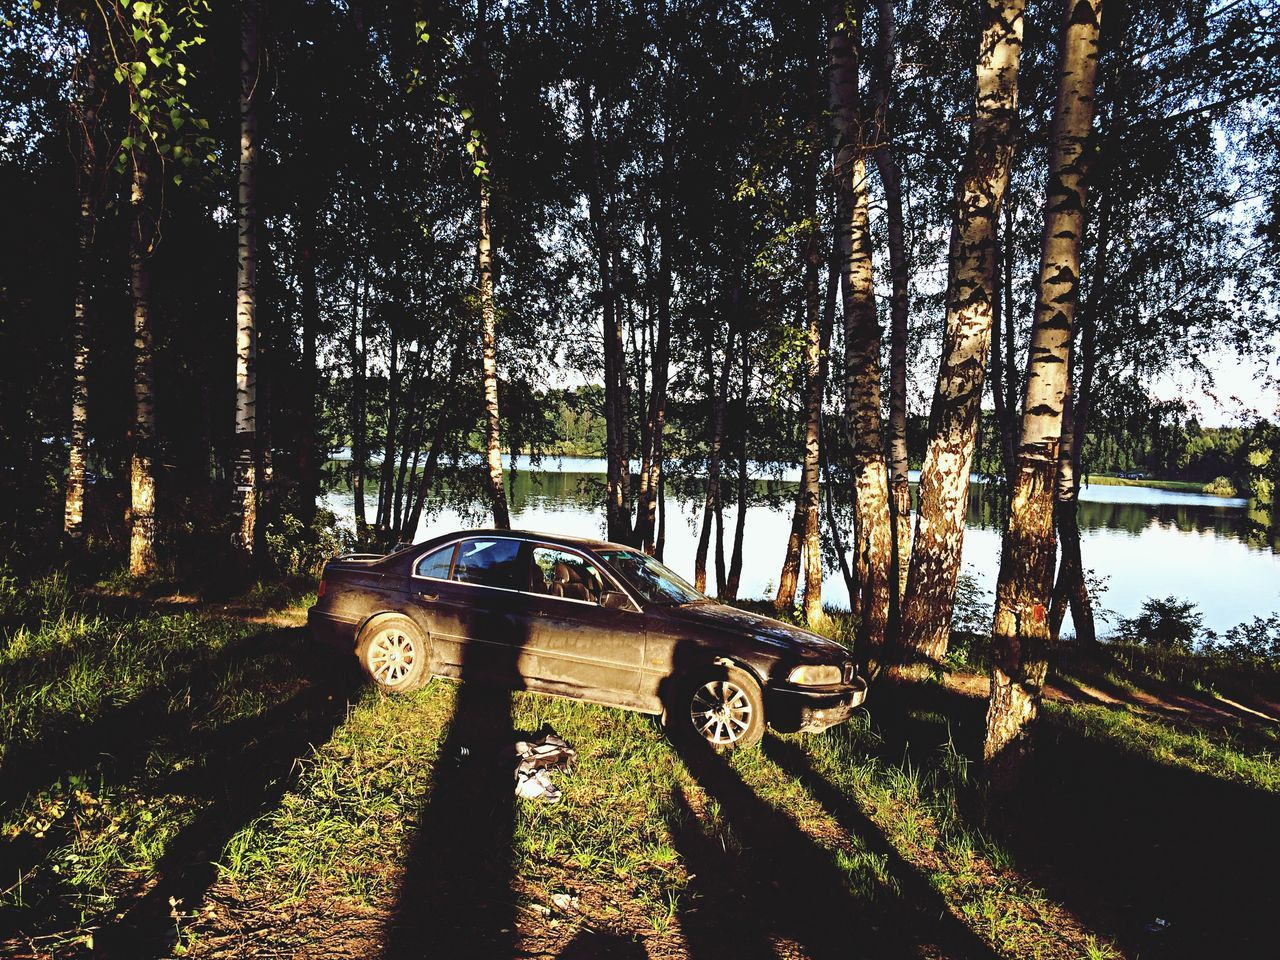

501,729,577,804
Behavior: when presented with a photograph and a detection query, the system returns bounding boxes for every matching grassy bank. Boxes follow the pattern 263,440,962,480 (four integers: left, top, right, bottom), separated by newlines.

1081,475,1217,495
3,574,1277,958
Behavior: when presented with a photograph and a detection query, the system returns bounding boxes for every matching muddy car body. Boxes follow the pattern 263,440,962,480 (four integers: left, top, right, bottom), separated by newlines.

308,529,867,747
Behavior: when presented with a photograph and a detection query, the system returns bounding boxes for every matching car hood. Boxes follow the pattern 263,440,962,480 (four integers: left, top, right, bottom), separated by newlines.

657,602,850,660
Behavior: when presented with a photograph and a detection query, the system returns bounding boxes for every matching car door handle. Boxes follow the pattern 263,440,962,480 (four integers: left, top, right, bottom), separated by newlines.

417,591,439,602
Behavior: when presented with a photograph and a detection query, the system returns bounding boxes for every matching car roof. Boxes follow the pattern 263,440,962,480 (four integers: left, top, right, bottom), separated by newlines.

420,528,635,554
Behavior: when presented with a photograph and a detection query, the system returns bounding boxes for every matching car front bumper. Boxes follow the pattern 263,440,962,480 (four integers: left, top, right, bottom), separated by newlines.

766,676,869,734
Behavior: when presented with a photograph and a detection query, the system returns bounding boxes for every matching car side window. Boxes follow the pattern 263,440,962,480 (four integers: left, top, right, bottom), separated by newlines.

452,538,522,589
528,546,605,603
415,544,455,580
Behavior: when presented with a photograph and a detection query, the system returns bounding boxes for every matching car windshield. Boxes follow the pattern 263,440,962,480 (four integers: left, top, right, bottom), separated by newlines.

597,550,706,605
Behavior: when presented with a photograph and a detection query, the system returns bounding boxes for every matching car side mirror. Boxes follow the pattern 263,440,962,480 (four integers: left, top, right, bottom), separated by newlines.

599,590,631,611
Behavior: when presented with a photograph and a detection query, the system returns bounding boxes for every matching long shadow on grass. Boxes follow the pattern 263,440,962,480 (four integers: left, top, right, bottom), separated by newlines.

670,735,933,960
990,711,1280,960
381,549,547,960
762,736,998,960
380,677,518,960
88,628,363,957
0,631,262,820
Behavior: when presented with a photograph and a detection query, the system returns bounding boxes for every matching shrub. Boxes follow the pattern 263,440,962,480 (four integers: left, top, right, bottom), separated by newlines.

1115,596,1206,651
1204,476,1238,497
263,509,355,579
1214,614,1280,668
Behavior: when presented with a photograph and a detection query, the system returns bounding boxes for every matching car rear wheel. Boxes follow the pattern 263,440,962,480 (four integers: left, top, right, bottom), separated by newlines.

357,615,431,693
671,665,765,750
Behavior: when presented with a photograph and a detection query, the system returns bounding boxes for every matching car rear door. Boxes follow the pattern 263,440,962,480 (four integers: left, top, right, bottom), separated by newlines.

411,537,525,682
516,544,645,705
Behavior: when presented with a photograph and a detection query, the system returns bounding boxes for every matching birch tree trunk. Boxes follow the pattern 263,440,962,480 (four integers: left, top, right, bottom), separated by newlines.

475,0,509,530
989,212,1017,491
298,211,319,525
64,53,99,543
634,112,673,552
478,174,510,529
232,0,260,562
800,226,826,627
1051,89,1121,645
694,344,730,594
831,0,892,658
871,0,911,608
986,0,1103,770
607,246,632,543
895,0,1027,673
1049,366,1094,644
725,325,750,600
775,136,821,616
128,155,158,576
351,287,369,542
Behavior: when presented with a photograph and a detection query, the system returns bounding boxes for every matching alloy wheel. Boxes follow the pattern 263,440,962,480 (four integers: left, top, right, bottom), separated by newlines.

690,679,754,745
368,628,417,686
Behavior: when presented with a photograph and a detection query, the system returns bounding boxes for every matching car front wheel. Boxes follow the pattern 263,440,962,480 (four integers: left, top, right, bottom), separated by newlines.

674,665,765,750
356,615,432,693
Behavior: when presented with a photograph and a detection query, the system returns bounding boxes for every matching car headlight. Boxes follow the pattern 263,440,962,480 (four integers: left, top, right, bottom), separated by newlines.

788,664,843,686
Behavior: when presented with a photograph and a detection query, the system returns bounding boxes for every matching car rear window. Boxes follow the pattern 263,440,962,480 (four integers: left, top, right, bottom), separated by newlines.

415,544,456,579
452,538,522,589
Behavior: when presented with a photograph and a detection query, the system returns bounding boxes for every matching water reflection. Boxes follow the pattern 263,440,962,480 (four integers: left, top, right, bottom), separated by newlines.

322,458,1280,637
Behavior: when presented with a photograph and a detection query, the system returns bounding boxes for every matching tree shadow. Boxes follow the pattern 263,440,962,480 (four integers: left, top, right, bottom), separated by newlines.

868,676,989,771
381,586,535,960
556,928,647,959
0,626,363,956
669,733,934,960
0,632,262,820
989,714,1280,959
761,736,999,960
91,630,364,957
662,785,778,960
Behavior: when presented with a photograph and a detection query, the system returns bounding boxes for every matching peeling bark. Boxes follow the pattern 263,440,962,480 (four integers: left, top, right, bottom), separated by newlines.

987,0,1103,772
896,0,1027,674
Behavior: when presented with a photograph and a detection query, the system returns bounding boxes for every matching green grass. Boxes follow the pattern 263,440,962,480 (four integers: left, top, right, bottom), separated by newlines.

1,578,1121,957
1043,700,1280,793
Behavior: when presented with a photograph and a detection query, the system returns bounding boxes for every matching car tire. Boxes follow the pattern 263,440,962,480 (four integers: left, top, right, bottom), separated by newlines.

356,615,432,693
669,664,765,751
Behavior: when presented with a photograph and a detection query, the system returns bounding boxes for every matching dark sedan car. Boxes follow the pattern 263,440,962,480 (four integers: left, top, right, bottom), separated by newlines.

308,529,867,748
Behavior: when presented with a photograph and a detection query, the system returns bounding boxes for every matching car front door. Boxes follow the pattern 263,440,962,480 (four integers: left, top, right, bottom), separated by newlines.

516,544,645,706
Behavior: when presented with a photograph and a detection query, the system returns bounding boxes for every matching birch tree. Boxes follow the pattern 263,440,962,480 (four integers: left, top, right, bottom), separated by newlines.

128,151,158,576
775,129,823,620
232,0,260,561
986,0,1103,767
895,0,1027,673
475,0,510,529
870,0,911,606
64,38,102,543
831,0,893,655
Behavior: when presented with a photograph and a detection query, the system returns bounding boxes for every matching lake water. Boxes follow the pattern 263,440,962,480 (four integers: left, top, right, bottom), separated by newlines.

323,455,1280,638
